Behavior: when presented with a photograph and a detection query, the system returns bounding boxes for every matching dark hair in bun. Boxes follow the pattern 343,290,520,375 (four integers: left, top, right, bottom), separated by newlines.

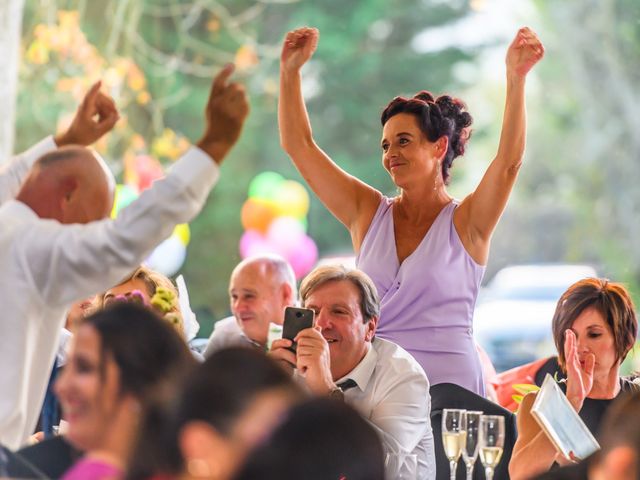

380,90,473,184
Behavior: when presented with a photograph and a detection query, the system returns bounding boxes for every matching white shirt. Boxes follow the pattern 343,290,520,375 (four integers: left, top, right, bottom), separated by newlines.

204,316,257,357
0,137,57,204
338,337,436,480
0,146,219,449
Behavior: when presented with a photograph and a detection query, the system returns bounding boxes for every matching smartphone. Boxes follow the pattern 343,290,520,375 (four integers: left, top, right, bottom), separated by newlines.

282,306,315,353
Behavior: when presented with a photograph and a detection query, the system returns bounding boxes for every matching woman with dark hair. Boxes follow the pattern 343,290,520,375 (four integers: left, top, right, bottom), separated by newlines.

279,27,544,394
127,347,304,480
233,398,385,480
55,302,196,480
509,278,640,479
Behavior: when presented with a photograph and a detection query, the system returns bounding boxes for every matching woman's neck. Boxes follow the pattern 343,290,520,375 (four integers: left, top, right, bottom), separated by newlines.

396,184,451,221
589,368,621,399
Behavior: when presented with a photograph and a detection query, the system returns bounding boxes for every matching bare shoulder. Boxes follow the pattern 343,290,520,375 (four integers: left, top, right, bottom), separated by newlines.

452,192,489,265
351,188,384,252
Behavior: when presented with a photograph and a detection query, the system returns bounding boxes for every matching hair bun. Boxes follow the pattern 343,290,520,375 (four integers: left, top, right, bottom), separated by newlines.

435,95,472,156
413,90,435,104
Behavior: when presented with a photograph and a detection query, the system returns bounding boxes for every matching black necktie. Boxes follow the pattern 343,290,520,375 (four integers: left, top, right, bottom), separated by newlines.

337,378,358,392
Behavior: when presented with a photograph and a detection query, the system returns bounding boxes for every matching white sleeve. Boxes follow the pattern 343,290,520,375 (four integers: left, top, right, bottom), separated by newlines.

368,370,430,454
17,146,219,306
0,136,57,205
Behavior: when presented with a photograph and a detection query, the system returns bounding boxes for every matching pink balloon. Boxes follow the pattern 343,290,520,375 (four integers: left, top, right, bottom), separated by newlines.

267,217,305,256
288,234,319,279
239,230,266,258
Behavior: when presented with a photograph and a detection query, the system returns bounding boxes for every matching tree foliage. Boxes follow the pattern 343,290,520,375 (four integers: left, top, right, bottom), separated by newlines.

18,0,479,333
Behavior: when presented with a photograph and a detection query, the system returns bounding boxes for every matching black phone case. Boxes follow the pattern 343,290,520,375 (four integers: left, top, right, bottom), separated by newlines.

282,307,315,352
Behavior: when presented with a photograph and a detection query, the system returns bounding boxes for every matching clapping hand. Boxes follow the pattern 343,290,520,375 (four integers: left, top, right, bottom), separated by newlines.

197,63,250,164
564,329,594,412
281,27,319,73
54,81,119,147
506,27,545,78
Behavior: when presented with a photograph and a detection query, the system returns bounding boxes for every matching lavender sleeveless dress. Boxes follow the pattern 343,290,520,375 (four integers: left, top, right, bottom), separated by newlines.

357,197,486,395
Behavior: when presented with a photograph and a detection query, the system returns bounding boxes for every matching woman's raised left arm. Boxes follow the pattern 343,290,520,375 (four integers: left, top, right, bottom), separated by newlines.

457,27,544,264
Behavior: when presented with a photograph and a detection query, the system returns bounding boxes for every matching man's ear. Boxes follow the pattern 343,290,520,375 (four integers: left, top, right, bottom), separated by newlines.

281,282,295,307
364,316,378,342
59,176,78,203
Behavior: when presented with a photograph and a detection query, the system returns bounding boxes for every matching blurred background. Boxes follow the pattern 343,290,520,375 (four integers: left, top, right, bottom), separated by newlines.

2,0,639,370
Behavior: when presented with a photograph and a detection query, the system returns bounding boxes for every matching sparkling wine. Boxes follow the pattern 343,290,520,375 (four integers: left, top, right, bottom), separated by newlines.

443,431,467,461
480,446,503,468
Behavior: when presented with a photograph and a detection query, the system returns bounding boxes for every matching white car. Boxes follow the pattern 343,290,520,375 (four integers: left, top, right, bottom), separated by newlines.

473,264,598,372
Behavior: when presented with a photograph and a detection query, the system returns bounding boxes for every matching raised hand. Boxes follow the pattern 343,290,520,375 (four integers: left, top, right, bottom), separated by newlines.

54,81,120,147
564,329,594,412
281,27,319,73
506,27,545,78
197,63,250,164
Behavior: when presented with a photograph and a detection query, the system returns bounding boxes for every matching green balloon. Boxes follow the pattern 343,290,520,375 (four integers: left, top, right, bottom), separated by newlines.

248,172,285,201
297,216,308,233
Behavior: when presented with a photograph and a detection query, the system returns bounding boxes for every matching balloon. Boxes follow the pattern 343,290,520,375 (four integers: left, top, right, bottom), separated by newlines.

239,230,266,258
146,236,187,277
267,217,305,256
274,180,310,219
288,234,319,279
133,154,165,191
111,184,139,218
248,172,285,201
173,224,191,246
241,198,278,234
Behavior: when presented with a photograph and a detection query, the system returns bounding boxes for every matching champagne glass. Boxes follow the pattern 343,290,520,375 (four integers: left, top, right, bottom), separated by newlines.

461,410,482,480
479,415,505,480
442,409,467,480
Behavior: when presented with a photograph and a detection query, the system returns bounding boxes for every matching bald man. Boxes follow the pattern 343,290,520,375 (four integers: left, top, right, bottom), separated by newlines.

0,81,119,205
0,64,249,449
204,255,297,356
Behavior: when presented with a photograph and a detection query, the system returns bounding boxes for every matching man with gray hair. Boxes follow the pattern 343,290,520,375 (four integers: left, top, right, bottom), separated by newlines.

270,265,435,479
204,254,297,355
0,64,249,449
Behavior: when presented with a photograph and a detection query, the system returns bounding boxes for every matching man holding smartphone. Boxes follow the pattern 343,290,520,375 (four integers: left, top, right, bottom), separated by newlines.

270,265,435,480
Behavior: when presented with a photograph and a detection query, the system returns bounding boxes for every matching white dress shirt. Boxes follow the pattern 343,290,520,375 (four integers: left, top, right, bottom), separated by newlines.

0,136,57,205
338,337,436,480
204,316,257,357
0,146,218,449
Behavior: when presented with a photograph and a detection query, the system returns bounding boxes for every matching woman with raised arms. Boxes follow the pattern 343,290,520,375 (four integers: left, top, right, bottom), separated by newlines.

278,26,544,395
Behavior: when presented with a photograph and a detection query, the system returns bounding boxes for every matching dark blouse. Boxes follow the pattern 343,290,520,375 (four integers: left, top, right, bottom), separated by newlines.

563,378,640,438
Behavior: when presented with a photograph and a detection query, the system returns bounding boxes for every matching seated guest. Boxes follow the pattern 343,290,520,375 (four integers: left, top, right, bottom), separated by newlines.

535,392,640,480
233,398,385,480
269,265,435,479
204,254,297,355
55,302,196,480
96,265,186,337
0,81,118,205
126,347,304,480
510,278,640,479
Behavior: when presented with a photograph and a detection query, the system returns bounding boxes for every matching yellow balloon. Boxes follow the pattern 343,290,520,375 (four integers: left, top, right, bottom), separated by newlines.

274,181,310,219
173,224,191,246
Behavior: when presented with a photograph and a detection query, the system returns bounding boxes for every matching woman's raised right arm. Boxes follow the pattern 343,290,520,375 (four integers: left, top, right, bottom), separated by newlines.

279,27,380,250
